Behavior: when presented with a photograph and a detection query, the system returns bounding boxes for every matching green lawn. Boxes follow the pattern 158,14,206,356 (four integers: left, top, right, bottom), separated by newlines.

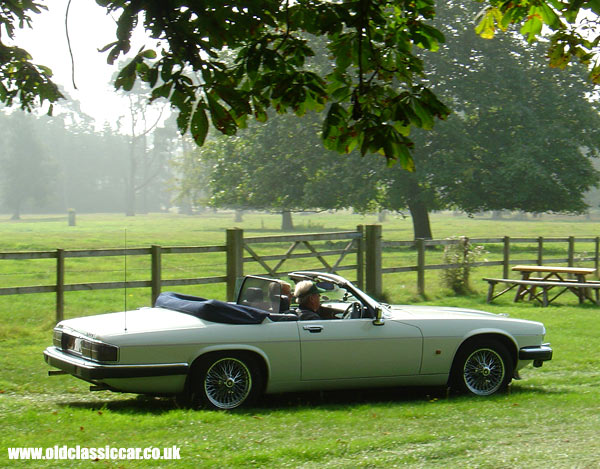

1,211,599,468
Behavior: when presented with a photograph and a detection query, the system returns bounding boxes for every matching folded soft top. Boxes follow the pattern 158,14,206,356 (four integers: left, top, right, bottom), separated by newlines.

155,291,270,324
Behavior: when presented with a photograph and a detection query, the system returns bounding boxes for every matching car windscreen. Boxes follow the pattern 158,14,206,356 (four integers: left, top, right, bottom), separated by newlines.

317,282,357,303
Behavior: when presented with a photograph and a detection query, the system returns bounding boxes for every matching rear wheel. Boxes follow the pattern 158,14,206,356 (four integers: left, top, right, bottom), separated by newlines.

451,339,513,396
190,353,262,410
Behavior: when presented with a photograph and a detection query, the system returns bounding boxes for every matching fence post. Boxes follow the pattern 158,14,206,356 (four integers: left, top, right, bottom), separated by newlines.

594,236,600,278
226,228,244,301
537,236,544,266
356,225,364,290
151,245,162,306
462,237,470,289
56,249,64,323
568,236,575,267
503,236,510,278
365,224,382,298
416,238,426,297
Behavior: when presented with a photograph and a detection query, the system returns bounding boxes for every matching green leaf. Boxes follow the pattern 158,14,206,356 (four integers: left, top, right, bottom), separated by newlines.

142,49,157,59
191,104,209,146
412,99,435,130
207,92,237,135
520,13,543,43
539,3,560,28
475,8,501,40
589,65,600,83
114,59,138,91
214,85,251,120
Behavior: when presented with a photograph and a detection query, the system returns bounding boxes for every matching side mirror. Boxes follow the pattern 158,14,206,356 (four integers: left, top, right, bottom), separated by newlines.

372,306,385,326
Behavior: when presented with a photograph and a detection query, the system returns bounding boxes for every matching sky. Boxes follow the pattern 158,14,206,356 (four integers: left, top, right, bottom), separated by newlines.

12,0,152,130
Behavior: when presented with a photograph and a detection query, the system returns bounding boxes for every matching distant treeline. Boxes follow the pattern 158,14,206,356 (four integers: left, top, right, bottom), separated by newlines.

0,108,178,218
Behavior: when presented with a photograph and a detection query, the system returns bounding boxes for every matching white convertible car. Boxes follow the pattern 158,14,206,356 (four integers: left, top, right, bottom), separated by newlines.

44,271,552,409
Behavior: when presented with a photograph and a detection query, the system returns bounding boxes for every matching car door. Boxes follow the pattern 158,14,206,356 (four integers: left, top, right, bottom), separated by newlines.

298,318,423,380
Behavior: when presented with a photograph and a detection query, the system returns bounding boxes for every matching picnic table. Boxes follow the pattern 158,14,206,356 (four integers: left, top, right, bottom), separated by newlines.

483,265,600,306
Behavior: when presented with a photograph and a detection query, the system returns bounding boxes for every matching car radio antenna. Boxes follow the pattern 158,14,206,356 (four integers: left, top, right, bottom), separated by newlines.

124,228,128,332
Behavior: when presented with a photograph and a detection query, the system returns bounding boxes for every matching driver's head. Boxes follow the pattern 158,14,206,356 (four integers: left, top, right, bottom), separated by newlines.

294,280,321,311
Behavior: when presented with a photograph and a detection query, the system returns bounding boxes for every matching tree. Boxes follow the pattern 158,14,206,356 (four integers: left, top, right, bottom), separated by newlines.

0,1,62,112
0,111,56,218
175,107,383,230
475,1,600,83
176,1,600,239
86,0,600,170
378,1,600,239
4,1,600,172
96,0,451,170
115,82,171,216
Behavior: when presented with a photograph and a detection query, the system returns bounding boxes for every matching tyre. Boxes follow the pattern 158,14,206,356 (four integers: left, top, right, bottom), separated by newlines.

451,339,513,396
190,353,262,410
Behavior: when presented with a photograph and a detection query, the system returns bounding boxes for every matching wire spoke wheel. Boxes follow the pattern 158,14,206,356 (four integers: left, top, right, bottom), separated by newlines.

462,347,506,396
204,357,252,409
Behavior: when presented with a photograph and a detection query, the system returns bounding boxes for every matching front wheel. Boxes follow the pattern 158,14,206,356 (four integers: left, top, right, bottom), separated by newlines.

451,339,513,396
190,353,262,410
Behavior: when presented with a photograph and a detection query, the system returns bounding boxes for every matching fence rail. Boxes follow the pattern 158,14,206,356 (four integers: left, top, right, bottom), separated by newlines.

379,235,600,297
2,228,599,322
0,228,363,323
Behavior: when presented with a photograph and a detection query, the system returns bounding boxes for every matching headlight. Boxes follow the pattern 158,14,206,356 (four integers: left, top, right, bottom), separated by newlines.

53,328,63,348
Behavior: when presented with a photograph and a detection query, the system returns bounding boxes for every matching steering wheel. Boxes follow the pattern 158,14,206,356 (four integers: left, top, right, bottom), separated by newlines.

343,302,362,319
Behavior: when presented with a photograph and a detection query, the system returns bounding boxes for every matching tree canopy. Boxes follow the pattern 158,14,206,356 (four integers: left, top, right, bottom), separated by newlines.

178,109,382,229
380,1,600,237
177,1,600,237
5,0,600,169
0,1,63,112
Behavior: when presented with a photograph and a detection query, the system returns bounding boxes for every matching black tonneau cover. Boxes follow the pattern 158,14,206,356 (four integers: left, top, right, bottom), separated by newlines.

155,292,269,324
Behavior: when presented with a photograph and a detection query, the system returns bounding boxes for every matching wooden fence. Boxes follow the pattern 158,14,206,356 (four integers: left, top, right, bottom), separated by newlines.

0,228,365,323
1,226,598,322
377,233,600,298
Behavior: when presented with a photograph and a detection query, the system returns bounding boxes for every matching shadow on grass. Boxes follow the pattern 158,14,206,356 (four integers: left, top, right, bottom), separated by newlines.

56,383,560,415
58,395,179,414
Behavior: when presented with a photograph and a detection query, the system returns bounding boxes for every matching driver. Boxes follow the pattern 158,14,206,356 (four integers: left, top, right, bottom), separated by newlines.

294,280,337,320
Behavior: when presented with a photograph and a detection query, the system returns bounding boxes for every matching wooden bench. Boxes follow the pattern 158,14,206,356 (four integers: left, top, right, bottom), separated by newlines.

483,277,600,306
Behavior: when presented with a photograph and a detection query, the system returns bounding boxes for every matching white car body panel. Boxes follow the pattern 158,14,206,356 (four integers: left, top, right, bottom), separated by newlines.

298,318,422,379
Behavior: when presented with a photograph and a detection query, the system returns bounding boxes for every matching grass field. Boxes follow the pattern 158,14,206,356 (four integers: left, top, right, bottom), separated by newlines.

1,211,599,468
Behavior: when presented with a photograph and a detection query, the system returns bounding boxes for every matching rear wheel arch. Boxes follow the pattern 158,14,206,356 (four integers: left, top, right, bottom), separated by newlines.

180,349,269,409
190,349,269,391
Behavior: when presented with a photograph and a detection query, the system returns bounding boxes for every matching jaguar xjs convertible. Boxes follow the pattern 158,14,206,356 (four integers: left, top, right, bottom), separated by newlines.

44,271,552,409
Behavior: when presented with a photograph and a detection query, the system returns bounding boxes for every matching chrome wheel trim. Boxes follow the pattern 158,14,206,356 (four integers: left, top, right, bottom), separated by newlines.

462,347,505,396
204,357,252,409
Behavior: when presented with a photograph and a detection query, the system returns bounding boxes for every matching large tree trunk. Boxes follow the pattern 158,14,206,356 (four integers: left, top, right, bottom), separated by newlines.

10,199,22,220
281,210,294,231
125,183,136,217
407,200,432,240
406,179,433,240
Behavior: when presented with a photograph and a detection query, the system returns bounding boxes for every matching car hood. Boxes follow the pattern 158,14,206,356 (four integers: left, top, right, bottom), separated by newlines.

57,307,206,340
387,304,505,320
385,304,546,337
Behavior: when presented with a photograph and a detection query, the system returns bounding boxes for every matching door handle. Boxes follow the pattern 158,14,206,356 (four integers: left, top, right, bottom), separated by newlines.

302,325,323,333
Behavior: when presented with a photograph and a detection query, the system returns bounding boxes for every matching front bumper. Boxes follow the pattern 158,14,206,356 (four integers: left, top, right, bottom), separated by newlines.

519,343,553,367
44,346,188,381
